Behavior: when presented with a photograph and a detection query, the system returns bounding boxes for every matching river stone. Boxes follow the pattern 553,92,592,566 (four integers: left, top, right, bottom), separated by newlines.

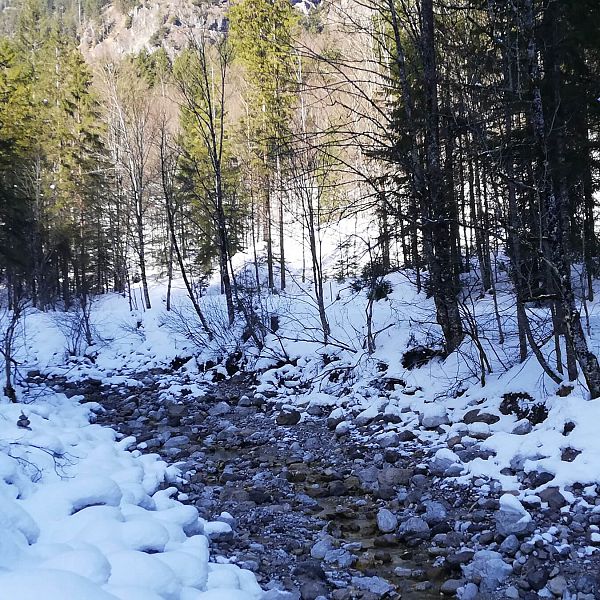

208,401,231,416
441,579,465,595
538,487,567,509
378,467,412,487
495,510,531,538
276,409,301,426
446,550,475,568
547,575,567,596
263,591,300,600
324,548,355,568
310,538,334,559
377,508,398,533
503,586,520,599
357,466,379,485
351,576,395,596
376,432,399,448
300,581,328,600
397,430,416,442
463,550,512,589
512,419,533,435
499,534,520,556
458,582,479,600
399,517,430,538
163,435,190,448
527,567,549,591
464,410,500,425
335,421,351,437
327,408,345,430
167,403,186,418
419,404,449,429
430,448,461,476
423,501,447,525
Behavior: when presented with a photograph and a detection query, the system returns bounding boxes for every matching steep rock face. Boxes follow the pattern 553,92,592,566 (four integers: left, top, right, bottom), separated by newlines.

79,0,319,61
80,0,228,61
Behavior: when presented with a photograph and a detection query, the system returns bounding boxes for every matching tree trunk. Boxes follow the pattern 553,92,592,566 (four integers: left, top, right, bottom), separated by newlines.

420,0,463,353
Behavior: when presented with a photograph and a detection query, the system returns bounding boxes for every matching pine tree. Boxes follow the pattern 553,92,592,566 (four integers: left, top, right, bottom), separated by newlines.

229,0,298,290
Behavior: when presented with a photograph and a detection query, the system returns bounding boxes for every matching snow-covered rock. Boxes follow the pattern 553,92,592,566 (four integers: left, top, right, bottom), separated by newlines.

419,404,449,429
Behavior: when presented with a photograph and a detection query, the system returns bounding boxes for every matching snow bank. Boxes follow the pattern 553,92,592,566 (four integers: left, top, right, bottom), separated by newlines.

0,390,263,600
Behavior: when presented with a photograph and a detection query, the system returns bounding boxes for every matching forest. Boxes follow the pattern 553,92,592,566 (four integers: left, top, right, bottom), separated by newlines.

1,0,600,399
2,1,600,598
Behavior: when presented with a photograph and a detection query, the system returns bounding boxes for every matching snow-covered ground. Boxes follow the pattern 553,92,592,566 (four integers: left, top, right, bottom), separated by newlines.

3,229,600,597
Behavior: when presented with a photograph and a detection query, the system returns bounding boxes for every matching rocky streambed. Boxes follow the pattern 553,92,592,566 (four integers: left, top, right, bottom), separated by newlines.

28,368,600,599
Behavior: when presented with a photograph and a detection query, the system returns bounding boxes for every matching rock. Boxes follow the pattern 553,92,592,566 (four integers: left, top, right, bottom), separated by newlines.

495,495,532,538
350,576,395,597
208,401,231,416
355,402,386,426
378,467,412,487
441,579,465,595
527,568,549,591
530,471,554,487
324,548,356,568
397,430,416,442
419,404,449,429
512,419,533,435
463,550,512,590
458,582,479,600
463,409,481,424
263,591,299,600
561,447,581,462
476,412,499,424
446,550,475,568
376,508,398,533
276,409,301,426
504,585,520,599
300,581,328,600
357,466,379,485
167,403,186,418
399,517,430,539
495,510,531,538
430,448,461,476
575,574,595,594
335,421,351,437
327,408,345,430
163,435,190,448
306,404,325,417
293,560,326,579
310,538,334,560
205,522,233,542
376,432,399,448
467,421,491,440
463,410,499,425
547,575,567,596
538,487,567,509
499,534,520,556
327,480,347,496
423,501,448,525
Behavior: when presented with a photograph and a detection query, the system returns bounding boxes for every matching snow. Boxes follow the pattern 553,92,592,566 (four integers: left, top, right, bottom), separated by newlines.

499,494,531,520
0,360,263,599
6,222,600,595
